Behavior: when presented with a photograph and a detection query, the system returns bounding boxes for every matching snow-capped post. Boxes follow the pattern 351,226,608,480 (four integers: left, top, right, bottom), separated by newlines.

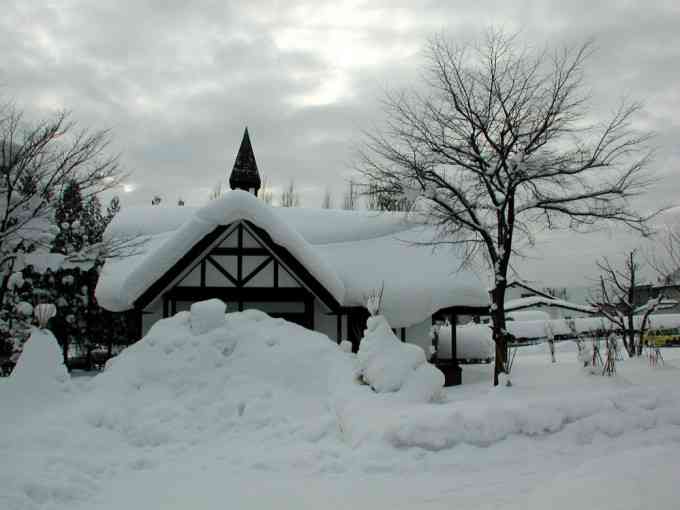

35,304,57,329
357,31,657,385
429,324,440,361
546,320,556,363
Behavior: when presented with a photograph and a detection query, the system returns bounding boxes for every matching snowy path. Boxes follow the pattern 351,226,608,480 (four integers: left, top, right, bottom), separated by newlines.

2,318,680,510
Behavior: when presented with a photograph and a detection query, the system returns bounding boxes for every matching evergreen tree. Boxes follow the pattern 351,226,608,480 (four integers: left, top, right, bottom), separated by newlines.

82,195,105,245
52,180,86,255
106,196,121,224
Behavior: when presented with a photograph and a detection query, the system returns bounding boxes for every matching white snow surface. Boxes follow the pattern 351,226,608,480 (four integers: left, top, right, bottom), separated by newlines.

2,310,680,510
96,191,488,327
189,298,226,335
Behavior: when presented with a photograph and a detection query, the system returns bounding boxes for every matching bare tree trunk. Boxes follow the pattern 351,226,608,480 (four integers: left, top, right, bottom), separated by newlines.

625,314,636,357
491,283,508,385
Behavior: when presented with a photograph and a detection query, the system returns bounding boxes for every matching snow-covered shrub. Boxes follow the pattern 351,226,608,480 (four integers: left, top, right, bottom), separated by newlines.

190,299,227,335
15,301,34,317
7,272,24,292
10,328,69,392
34,303,57,328
365,283,384,317
357,315,443,401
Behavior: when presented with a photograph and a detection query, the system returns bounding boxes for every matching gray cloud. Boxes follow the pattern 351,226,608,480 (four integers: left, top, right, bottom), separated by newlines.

2,0,679,288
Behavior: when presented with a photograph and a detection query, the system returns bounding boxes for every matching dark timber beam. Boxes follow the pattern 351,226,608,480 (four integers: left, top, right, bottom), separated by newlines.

168,286,312,302
206,256,239,287
241,257,273,286
211,247,269,256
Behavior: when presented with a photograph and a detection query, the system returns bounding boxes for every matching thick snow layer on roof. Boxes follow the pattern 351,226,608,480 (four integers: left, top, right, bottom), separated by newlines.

95,232,172,311
97,192,488,324
506,296,595,314
317,227,488,327
96,191,345,312
507,310,551,322
107,203,414,244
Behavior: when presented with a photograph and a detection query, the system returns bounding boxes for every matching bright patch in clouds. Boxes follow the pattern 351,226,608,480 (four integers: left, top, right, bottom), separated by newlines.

274,2,419,106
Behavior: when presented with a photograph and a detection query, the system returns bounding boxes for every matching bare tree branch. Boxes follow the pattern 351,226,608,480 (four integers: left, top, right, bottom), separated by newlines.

357,30,658,384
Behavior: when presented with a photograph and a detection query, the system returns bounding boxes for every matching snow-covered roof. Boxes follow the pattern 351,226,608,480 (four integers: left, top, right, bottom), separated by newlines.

634,298,679,313
96,191,489,327
505,296,596,315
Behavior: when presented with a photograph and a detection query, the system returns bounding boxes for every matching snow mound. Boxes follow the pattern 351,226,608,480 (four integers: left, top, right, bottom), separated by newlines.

399,363,445,403
10,327,69,392
0,328,71,425
190,298,226,335
384,388,680,451
357,316,442,401
82,304,363,458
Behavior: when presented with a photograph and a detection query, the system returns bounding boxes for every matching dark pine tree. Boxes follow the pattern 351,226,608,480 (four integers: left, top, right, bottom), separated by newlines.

53,180,85,255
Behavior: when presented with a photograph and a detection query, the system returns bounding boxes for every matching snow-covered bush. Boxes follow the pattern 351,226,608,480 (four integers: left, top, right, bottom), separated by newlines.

365,283,384,317
357,315,443,401
10,328,69,393
34,303,57,328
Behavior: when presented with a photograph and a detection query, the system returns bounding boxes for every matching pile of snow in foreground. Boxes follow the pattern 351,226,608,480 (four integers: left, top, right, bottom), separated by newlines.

2,304,680,510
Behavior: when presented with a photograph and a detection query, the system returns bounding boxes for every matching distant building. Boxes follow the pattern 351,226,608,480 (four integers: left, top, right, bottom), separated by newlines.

633,282,680,315
504,281,596,319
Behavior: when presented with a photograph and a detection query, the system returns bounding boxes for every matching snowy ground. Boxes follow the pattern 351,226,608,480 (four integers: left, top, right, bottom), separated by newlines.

2,312,680,510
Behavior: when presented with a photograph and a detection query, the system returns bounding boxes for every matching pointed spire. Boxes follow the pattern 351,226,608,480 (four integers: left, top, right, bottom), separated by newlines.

229,127,261,196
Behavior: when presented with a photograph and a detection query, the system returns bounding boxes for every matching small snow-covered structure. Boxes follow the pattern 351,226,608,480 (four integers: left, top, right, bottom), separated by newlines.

95,131,489,385
505,281,596,319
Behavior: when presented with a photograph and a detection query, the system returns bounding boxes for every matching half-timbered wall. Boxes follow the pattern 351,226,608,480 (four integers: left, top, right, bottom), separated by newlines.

140,221,331,335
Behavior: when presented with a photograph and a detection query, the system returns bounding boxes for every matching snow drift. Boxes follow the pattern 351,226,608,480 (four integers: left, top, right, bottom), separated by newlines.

3,303,680,510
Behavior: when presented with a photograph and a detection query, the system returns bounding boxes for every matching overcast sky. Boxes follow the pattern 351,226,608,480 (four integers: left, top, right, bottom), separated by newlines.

2,0,680,290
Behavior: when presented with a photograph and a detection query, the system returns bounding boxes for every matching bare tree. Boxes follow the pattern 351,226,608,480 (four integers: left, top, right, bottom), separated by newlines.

1,106,122,302
259,174,274,205
358,31,656,384
321,187,333,209
365,179,413,211
650,223,680,285
592,250,661,357
209,180,223,201
342,179,359,210
280,179,301,207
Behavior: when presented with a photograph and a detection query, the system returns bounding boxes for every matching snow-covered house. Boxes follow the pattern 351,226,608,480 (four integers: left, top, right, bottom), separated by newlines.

504,281,596,319
95,130,489,382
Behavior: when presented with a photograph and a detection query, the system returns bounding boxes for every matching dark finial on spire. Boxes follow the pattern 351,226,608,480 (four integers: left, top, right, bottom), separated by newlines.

229,127,261,196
